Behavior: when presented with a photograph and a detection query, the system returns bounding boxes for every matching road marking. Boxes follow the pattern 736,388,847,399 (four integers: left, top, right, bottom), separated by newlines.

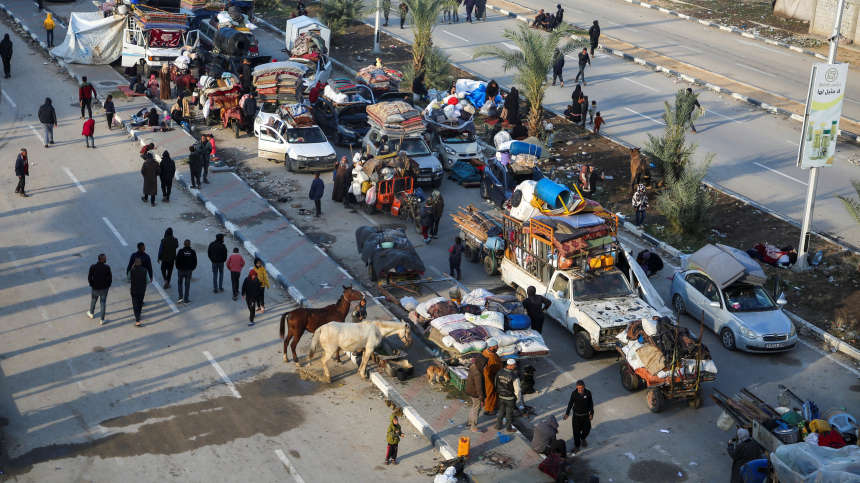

290,224,305,236
360,211,378,225
151,282,180,314
623,77,660,92
250,189,263,198
2,89,16,107
752,162,807,185
275,449,307,483
8,251,50,321
102,217,128,246
624,107,665,125
314,245,328,257
606,20,639,32
501,41,521,51
709,110,742,123
736,63,777,77
63,167,87,193
442,29,469,42
28,124,45,144
428,265,445,278
232,172,243,182
845,98,860,105
269,204,281,216
203,351,241,398
737,39,791,56
65,359,87,391
545,355,578,385
786,140,800,146
674,44,703,53
337,266,351,277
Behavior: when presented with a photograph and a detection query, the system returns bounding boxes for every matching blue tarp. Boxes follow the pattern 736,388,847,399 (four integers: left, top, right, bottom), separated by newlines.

449,161,481,184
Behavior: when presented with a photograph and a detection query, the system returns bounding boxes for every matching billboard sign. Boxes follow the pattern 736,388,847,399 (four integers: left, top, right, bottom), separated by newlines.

798,63,849,168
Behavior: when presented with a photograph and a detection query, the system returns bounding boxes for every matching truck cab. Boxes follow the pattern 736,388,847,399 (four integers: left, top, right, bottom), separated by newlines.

256,117,337,172
121,16,195,70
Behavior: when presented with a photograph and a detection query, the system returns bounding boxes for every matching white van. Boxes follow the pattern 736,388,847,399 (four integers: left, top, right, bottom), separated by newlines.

121,16,197,71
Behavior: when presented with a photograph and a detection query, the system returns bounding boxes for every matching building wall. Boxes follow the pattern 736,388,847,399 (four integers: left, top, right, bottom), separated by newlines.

810,0,858,40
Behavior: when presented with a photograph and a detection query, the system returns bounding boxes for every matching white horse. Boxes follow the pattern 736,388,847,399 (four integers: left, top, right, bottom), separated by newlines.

308,320,413,383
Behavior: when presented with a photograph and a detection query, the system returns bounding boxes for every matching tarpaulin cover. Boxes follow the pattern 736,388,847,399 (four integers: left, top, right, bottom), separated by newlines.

449,160,481,184
455,78,488,108
770,444,860,483
51,12,125,65
355,226,425,273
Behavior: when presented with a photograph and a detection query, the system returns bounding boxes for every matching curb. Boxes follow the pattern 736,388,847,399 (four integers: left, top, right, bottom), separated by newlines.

783,311,860,362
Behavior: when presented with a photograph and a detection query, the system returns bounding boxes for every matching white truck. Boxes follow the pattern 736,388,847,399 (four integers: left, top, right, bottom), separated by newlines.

498,214,672,359
256,114,337,172
285,16,332,92
121,7,195,71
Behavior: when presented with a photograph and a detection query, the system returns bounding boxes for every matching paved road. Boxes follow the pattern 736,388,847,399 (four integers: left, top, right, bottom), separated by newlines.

0,24,439,481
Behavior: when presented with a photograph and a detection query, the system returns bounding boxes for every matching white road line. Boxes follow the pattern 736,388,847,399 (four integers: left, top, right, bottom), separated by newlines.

709,110,742,123
737,39,791,56
786,140,800,146
314,245,329,257
275,449,307,483
428,265,445,278
151,282,180,314
63,167,87,193
7,251,50,321
623,77,660,92
290,224,305,236
606,20,639,32
102,217,128,246
736,63,777,77
442,29,469,42
2,89,16,107
501,42,521,51
28,124,45,145
360,211,378,225
624,108,665,125
65,359,87,391
269,204,281,216
545,355,578,385
845,98,860,105
337,266,351,277
752,162,807,185
203,351,241,398
798,337,860,377
674,44,703,53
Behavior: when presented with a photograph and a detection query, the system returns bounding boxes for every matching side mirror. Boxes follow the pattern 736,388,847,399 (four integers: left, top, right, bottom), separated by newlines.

777,298,788,306
709,301,720,308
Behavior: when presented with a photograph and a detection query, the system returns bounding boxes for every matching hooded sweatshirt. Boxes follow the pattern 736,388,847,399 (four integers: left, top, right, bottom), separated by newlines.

159,151,176,182
44,13,55,30
531,415,560,453
241,270,262,299
38,98,57,125
253,258,270,289
157,228,179,265
386,415,402,445
0,34,12,58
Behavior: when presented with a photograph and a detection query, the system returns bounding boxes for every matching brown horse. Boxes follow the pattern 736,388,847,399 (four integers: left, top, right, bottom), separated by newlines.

279,285,365,366
630,147,650,193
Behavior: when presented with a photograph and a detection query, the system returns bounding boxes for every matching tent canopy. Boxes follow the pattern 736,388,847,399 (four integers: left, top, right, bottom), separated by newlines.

51,12,125,65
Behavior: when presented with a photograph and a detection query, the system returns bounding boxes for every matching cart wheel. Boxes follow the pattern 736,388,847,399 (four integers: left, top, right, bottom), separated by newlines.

575,331,595,359
363,201,376,215
413,216,422,235
689,391,704,409
464,244,480,263
233,121,240,138
483,255,498,276
620,365,639,391
368,263,378,282
646,387,665,413
515,287,528,302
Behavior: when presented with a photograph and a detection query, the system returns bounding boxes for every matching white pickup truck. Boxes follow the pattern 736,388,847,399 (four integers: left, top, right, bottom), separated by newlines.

500,242,672,359
121,12,195,72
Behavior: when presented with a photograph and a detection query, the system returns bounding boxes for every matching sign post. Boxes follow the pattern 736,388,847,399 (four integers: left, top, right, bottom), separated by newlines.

793,0,849,272
373,0,382,54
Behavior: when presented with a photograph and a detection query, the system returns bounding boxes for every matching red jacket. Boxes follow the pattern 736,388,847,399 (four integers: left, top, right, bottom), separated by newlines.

82,118,95,136
226,254,245,273
79,82,96,101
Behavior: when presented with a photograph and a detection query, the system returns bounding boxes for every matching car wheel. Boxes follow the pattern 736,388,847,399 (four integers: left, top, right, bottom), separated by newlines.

721,328,737,351
363,201,375,215
433,178,442,189
286,156,294,172
672,294,687,315
480,181,490,199
620,364,639,392
689,391,704,409
575,331,595,359
646,387,665,413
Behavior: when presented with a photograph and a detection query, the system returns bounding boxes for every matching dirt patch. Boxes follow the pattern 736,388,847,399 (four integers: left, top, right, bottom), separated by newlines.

297,367,330,383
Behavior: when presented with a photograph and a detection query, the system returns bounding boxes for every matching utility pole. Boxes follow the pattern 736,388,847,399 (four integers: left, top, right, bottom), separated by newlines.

793,0,847,272
373,0,382,54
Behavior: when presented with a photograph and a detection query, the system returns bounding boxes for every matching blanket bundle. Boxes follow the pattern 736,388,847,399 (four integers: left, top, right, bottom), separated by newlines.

356,65,403,89
618,318,717,378
366,101,424,135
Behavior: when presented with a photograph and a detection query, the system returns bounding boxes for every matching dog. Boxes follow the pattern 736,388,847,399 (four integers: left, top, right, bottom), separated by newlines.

521,365,537,394
426,365,451,385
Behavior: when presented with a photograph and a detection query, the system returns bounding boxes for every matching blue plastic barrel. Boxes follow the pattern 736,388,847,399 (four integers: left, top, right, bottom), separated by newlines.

535,178,573,209
508,141,542,158
508,314,531,330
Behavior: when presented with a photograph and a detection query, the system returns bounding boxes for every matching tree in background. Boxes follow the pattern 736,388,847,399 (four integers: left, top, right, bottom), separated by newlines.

472,24,585,137
837,179,860,227
655,157,718,235
402,46,453,92
321,0,367,42
401,0,453,76
643,90,703,183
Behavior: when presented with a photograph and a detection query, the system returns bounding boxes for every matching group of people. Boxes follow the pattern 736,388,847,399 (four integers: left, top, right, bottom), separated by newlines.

85,233,270,327
563,83,604,133
531,5,564,31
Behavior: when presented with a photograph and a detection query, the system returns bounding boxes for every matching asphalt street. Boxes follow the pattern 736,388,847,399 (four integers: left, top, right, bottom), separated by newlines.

0,23,439,482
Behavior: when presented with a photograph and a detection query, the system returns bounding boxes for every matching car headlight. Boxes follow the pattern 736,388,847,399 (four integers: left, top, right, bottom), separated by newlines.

433,163,443,173
295,155,309,161
324,154,336,160
789,323,797,337
444,146,456,155
738,325,757,339
338,125,355,135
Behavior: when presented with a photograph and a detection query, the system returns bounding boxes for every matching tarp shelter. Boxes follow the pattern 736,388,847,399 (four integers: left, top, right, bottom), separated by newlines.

683,244,766,289
51,12,125,65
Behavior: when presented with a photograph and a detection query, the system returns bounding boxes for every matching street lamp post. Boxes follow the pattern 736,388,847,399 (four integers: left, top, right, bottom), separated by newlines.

373,0,382,54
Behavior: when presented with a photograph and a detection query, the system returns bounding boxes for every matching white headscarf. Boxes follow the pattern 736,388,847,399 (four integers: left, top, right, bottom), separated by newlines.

737,428,750,441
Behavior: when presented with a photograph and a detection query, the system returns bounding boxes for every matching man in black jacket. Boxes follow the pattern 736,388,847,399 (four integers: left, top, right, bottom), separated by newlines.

522,286,551,333
38,98,57,148
175,239,197,305
575,48,591,86
588,21,600,56
208,233,228,293
242,92,257,134
87,254,112,324
563,380,594,454
240,58,252,95
0,34,12,78
126,243,153,280
494,359,523,433
129,258,150,326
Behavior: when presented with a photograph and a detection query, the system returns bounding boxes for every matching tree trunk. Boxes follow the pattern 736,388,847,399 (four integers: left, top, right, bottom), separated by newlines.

527,107,542,138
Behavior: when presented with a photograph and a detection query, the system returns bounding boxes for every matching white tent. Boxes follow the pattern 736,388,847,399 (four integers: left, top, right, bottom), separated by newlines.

51,12,125,65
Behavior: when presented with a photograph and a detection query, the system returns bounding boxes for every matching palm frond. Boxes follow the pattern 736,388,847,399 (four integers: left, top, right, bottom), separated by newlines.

838,178,860,227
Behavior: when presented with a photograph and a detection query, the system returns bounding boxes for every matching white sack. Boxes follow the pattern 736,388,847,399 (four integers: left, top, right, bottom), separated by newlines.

417,296,447,318
400,296,418,311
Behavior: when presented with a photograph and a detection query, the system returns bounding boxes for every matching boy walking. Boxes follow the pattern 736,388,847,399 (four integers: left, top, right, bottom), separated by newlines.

593,112,605,134
241,269,262,326
87,254,112,324
44,13,55,47
103,95,115,130
82,117,96,148
14,149,28,197
227,248,245,300
385,414,404,465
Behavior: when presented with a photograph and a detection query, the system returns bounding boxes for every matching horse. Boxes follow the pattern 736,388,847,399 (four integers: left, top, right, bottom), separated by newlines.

308,320,413,383
630,147,650,193
279,285,365,366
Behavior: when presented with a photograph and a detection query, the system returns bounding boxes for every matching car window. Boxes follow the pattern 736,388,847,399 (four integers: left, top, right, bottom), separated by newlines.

552,274,570,295
571,272,632,300
370,130,380,143
724,285,777,312
391,138,431,156
286,127,327,144
439,130,476,143
685,273,708,294
490,165,504,182
259,127,279,143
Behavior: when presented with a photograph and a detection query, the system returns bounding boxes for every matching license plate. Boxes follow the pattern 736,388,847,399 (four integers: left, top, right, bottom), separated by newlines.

765,343,786,349
417,177,430,182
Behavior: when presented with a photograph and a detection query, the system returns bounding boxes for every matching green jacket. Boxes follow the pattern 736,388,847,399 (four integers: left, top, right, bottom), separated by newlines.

386,415,402,445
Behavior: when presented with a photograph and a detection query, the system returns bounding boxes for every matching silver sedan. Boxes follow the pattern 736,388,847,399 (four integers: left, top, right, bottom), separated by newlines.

669,269,797,352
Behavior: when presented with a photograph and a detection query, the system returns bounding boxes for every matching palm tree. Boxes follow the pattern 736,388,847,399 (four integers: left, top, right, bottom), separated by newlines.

838,179,860,227
321,0,367,42
643,90,703,183
472,24,585,137
400,0,453,76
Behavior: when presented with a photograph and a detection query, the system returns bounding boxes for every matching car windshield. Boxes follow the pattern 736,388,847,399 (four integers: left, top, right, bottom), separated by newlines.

260,102,278,114
392,138,431,156
284,126,327,144
440,130,475,144
571,272,632,300
724,285,777,312
339,105,368,119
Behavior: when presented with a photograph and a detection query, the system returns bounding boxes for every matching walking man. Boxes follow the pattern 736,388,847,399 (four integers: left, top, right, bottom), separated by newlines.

0,34,12,78
552,49,565,87
684,87,702,133
464,0,475,23
188,145,203,189
79,76,97,119
522,285,552,333
44,13,55,47
208,233,228,293
241,269,262,326
574,48,590,86
37,98,57,148
309,171,324,218
141,153,160,206
399,2,409,29
87,253,112,325
126,242,153,281
465,353,486,432
159,151,175,202
157,227,178,288
563,380,594,454
482,339,502,415
227,248,245,300
494,359,523,434
588,21,600,56
14,149,28,197
103,95,115,130
129,258,150,327
195,134,211,184
430,190,444,238
381,0,391,26
175,239,197,305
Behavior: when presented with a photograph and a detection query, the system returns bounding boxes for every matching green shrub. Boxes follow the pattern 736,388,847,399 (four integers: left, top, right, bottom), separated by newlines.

321,0,366,42
401,46,453,92
655,156,718,235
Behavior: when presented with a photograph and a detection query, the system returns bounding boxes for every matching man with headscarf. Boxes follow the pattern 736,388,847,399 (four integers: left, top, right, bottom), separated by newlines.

522,286,552,333
159,151,176,202
502,87,519,124
728,428,762,483
588,21,600,57
159,64,171,100
0,34,12,78
532,415,566,455
331,156,349,205
481,339,502,414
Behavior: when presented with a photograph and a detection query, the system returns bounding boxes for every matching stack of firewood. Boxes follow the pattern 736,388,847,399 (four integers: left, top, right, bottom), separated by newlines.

450,205,501,244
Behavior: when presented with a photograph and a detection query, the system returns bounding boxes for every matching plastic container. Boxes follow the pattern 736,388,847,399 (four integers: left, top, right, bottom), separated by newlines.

822,407,858,435
508,141,542,158
509,180,539,222
485,237,505,251
381,241,395,249
458,437,471,458
773,427,799,444
535,178,573,210
717,411,735,432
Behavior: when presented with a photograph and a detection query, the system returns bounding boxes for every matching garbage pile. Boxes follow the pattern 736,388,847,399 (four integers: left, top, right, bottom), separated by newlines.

366,101,423,135
356,64,403,91
616,317,717,382
252,61,308,101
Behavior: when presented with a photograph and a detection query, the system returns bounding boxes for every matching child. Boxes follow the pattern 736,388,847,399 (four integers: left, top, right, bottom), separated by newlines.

352,299,367,321
241,269,261,326
82,117,95,148
588,100,597,124
253,258,270,313
632,183,648,230
593,112,605,134
448,236,464,280
385,414,404,465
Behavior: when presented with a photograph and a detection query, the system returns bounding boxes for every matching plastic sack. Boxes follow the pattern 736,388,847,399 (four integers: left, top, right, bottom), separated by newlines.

461,288,493,306
517,337,549,353
770,443,860,483
717,411,735,432
453,339,487,354
439,321,477,336
642,318,658,336
492,334,519,347
400,296,418,311
442,335,456,348
434,466,457,483
507,314,531,330
430,313,468,331
366,185,377,205
497,345,518,357
466,311,504,330
507,329,543,340
417,296,447,319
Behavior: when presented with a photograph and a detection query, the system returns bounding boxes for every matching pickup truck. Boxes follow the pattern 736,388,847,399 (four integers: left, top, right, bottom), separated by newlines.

121,12,195,71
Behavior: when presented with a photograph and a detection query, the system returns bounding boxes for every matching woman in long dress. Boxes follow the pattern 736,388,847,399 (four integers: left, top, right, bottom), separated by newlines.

503,87,519,124
159,64,171,100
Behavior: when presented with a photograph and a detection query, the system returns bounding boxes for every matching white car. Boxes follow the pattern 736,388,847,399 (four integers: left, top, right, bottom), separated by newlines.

256,117,336,172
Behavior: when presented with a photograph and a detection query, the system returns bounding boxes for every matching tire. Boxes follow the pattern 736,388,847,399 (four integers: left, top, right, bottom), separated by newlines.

433,178,443,189
286,156,294,172
721,327,737,351
483,255,498,276
363,201,376,215
689,391,704,409
621,365,639,391
233,121,240,138
480,180,490,199
575,331,595,359
646,387,665,413
515,287,527,302
368,262,378,282
464,244,480,263
672,294,687,315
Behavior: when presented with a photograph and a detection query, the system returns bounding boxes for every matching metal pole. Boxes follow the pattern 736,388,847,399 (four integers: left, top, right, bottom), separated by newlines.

794,0,846,272
373,0,382,54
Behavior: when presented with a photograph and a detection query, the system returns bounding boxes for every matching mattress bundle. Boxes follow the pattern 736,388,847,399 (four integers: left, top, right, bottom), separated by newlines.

366,101,424,135
617,318,717,381
356,65,403,90
132,8,188,30
252,62,308,101
278,103,313,127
